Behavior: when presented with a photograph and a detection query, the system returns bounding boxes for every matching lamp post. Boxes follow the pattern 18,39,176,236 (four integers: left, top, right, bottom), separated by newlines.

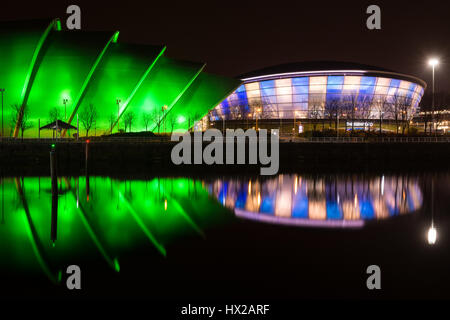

428,176,437,245
0,88,4,139
256,107,261,131
336,113,339,138
63,98,68,122
428,58,439,135
116,99,121,132
162,105,168,133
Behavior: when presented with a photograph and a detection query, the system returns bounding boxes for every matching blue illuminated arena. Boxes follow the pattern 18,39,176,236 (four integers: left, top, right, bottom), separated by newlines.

208,61,426,121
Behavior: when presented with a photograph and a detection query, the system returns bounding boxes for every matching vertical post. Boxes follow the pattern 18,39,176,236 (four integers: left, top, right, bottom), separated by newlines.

292,112,295,136
85,140,90,201
337,113,339,138
432,65,435,136
84,139,90,177
1,176,4,224
116,99,121,133
77,114,79,141
162,105,168,134
85,140,89,173
50,146,58,243
379,111,382,135
0,88,4,140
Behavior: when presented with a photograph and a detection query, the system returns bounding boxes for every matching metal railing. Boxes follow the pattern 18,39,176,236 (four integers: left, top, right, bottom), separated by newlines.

283,136,450,143
1,136,450,144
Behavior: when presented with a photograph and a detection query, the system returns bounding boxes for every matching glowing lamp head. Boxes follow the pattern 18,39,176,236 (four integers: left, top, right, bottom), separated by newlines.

428,58,439,67
427,226,437,245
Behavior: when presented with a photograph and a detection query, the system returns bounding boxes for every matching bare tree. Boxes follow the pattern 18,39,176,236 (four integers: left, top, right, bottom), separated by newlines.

308,94,323,132
49,107,61,122
151,109,162,133
11,104,33,139
399,96,413,134
388,93,411,135
230,102,248,120
123,111,135,132
79,103,97,137
373,95,390,134
109,113,115,133
260,97,277,120
169,116,177,133
358,95,372,131
343,92,359,133
325,98,341,131
142,112,152,131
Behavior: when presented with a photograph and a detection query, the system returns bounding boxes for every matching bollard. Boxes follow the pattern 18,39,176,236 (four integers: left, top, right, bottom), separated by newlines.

85,140,90,201
50,147,58,243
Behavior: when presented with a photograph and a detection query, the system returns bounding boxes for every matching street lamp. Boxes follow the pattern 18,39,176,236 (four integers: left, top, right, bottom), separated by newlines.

428,58,439,135
0,88,4,139
162,105,168,133
116,99,121,132
427,176,437,245
255,107,261,131
428,226,437,245
63,98,69,121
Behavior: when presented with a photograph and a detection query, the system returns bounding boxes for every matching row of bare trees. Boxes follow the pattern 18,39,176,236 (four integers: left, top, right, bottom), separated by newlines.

7,100,206,138
209,93,416,134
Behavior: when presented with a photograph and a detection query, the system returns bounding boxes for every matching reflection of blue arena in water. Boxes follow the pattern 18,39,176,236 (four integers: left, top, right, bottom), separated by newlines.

208,175,423,228
207,62,426,121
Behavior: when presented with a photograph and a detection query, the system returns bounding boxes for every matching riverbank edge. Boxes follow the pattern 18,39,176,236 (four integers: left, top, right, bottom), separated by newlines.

1,141,449,176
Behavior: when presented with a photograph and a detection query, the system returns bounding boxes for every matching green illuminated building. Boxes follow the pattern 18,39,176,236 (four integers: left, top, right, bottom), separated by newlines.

0,19,241,138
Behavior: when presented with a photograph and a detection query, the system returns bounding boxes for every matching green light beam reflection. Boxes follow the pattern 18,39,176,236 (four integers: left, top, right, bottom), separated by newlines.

63,178,120,272
15,178,62,284
116,188,166,257
159,183,205,238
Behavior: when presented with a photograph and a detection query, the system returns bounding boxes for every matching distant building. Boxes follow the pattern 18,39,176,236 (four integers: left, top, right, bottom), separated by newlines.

205,62,426,133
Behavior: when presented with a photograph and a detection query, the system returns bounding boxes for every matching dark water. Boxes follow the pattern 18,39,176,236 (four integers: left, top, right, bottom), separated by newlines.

0,172,449,299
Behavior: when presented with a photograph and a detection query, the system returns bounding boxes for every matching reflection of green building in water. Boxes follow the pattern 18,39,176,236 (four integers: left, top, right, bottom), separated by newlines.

0,176,230,283
0,19,240,138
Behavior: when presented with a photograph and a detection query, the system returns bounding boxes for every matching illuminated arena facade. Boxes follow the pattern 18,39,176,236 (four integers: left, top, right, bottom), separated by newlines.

0,19,240,138
207,62,426,129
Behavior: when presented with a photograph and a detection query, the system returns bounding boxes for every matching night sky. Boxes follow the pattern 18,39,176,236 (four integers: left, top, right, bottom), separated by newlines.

1,0,449,95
